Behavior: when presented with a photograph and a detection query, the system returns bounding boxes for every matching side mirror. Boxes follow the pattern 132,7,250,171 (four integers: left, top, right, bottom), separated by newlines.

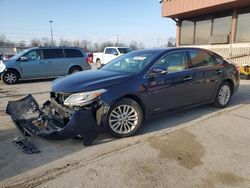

149,67,168,77
20,56,28,61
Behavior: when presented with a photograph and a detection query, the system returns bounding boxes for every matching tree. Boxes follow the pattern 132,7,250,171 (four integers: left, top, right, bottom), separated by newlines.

30,39,41,47
0,34,15,47
129,41,138,50
17,40,26,47
167,37,176,47
59,38,73,47
41,37,50,46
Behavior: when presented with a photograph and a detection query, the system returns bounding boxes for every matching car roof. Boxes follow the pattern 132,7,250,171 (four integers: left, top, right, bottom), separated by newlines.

135,47,219,56
105,47,131,49
26,46,83,50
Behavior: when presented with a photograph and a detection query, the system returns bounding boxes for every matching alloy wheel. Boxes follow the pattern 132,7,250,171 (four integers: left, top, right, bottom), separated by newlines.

109,105,139,135
218,85,231,105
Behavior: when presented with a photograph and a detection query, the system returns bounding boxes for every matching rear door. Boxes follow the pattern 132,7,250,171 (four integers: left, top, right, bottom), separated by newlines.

187,49,224,103
42,49,67,76
19,49,46,78
145,50,195,114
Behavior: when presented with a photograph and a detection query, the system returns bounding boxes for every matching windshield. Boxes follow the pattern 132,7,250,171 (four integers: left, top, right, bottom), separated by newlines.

117,48,132,54
101,50,162,73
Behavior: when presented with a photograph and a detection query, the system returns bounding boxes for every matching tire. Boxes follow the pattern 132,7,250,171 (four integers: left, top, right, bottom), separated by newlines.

214,82,232,108
2,70,19,84
96,59,102,69
106,98,144,138
69,66,82,74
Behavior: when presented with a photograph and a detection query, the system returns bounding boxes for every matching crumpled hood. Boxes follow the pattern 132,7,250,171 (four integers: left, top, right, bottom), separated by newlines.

52,69,133,93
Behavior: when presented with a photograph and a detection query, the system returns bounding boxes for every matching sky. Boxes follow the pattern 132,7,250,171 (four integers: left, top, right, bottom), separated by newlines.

0,0,176,47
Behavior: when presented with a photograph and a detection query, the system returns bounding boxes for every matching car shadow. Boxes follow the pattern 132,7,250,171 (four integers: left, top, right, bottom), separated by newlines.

0,83,249,182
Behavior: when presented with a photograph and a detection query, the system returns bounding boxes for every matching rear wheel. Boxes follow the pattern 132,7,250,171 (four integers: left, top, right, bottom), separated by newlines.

69,66,82,74
2,70,19,84
214,82,232,108
96,59,102,69
106,98,143,138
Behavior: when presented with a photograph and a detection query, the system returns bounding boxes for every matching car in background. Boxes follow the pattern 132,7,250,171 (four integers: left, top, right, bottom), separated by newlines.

0,54,14,61
0,47,91,84
40,47,239,138
93,47,132,68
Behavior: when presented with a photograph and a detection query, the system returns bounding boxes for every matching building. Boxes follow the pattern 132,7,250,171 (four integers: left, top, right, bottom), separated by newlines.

162,0,250,65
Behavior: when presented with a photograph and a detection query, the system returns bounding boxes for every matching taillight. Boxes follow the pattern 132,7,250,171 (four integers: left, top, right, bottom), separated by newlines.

86,57,89,64
86,54,93,64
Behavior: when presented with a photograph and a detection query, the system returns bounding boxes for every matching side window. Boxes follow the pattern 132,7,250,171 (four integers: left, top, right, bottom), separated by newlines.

105,48,112,54
23,50,41,60
110,48,118,55
64,49,84,58
188,50,218,68
154,51,188,73
43,49,64,59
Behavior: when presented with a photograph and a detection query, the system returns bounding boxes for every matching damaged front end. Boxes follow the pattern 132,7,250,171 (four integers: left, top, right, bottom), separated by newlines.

6,94,107,154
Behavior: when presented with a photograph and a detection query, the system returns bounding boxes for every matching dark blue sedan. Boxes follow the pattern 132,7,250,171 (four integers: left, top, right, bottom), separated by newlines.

48,47,239,137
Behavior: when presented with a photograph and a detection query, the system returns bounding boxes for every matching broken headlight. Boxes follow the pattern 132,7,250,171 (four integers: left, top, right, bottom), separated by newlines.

64,89,106,107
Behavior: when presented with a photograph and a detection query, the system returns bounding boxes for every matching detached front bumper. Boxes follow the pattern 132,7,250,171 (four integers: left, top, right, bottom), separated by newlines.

6,95,104,152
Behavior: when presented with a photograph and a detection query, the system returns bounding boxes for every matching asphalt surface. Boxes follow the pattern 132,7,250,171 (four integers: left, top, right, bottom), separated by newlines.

0,77,250,188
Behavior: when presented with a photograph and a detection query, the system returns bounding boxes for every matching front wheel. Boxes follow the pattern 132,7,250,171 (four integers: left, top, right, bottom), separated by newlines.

106,98,144,138
2,71,19,84
214,82,232,108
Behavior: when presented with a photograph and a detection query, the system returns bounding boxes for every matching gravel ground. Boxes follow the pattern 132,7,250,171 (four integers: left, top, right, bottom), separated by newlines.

0,78,250,188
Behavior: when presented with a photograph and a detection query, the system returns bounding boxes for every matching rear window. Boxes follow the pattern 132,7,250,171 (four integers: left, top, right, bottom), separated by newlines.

64,49,84,58
188,50,219,68
118,48,132,54
105,48,113,54
43,49,64,59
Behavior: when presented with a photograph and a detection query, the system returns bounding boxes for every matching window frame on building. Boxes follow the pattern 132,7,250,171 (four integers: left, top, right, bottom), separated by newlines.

235,7,250,43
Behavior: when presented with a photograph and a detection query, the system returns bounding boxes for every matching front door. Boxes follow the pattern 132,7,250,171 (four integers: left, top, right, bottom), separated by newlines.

144,51,195,115
20,49,46,78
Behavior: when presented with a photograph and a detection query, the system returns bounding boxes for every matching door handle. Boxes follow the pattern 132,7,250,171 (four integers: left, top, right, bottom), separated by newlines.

183,76,193,81
215,70,222,74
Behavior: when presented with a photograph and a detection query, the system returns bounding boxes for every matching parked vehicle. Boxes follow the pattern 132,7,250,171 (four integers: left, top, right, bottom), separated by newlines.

7,48,240,146
93,47,132,68
0,47,91,84
0,54,14,61
240,64,250,79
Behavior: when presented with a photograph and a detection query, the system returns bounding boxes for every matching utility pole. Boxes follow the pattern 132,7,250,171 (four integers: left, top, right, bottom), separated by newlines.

49,20,54,46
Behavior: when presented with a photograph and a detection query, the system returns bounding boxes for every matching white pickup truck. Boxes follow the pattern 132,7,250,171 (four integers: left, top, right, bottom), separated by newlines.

93,47,132,68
